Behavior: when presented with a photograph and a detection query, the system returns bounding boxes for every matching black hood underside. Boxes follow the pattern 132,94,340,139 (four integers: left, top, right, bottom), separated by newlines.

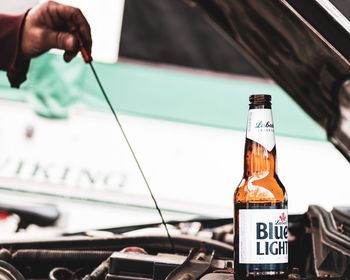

190,0,350,161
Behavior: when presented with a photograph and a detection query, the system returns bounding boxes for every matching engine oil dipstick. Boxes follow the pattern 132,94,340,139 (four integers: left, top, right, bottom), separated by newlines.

72,28,176,253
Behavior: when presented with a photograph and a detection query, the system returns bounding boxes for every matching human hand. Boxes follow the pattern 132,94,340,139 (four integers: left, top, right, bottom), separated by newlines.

21,1,92,62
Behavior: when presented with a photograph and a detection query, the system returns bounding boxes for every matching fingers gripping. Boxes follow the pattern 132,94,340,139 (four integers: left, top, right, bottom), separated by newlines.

47,31,78,52
51,2,92,53
22,1,92,61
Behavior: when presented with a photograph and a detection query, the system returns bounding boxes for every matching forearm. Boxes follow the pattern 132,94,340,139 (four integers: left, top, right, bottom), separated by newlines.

0,12,30,88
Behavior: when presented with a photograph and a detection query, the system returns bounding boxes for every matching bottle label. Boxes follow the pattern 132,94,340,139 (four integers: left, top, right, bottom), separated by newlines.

239,207,288,265
246,109,275,151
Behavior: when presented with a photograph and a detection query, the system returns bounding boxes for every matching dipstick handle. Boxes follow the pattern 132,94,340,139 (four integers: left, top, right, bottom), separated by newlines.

70,27,92,63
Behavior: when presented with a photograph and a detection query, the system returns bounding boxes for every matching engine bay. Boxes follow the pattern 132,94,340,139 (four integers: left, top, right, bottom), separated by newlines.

0,205,348,279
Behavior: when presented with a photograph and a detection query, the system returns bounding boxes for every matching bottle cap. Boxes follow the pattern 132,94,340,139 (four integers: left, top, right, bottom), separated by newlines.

249,94,271,108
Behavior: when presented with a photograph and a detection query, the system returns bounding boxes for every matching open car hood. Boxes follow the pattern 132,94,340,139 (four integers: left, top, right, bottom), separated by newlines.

192,0,350,161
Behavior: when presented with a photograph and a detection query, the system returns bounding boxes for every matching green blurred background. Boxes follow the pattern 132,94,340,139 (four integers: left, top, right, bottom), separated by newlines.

0,53,325,141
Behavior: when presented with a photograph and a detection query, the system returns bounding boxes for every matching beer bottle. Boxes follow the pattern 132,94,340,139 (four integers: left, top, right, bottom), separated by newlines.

234,94,288,278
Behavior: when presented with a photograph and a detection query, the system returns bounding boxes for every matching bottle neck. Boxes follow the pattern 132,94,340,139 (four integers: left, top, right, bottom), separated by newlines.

243,108,277,178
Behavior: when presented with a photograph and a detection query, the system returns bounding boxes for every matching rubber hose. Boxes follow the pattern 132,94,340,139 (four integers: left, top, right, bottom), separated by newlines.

12,250,113,264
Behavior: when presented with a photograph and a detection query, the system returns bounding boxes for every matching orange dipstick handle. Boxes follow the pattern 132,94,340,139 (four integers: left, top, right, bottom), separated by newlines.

70,27,92,63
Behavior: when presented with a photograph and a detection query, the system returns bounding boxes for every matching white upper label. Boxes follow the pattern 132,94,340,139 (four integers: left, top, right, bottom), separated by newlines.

239,208,288,264
246,109,275,151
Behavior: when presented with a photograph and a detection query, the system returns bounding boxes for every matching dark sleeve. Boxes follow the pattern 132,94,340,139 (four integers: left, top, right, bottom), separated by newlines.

0,12,30,88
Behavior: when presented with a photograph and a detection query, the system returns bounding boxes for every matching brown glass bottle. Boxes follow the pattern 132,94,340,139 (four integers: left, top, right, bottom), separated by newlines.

234,95,288,279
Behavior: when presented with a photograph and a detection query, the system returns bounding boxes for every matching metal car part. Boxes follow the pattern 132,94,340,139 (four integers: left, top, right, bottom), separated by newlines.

0,261,25,280
106,249,229,280
308,205,350,278
165,248,214,280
